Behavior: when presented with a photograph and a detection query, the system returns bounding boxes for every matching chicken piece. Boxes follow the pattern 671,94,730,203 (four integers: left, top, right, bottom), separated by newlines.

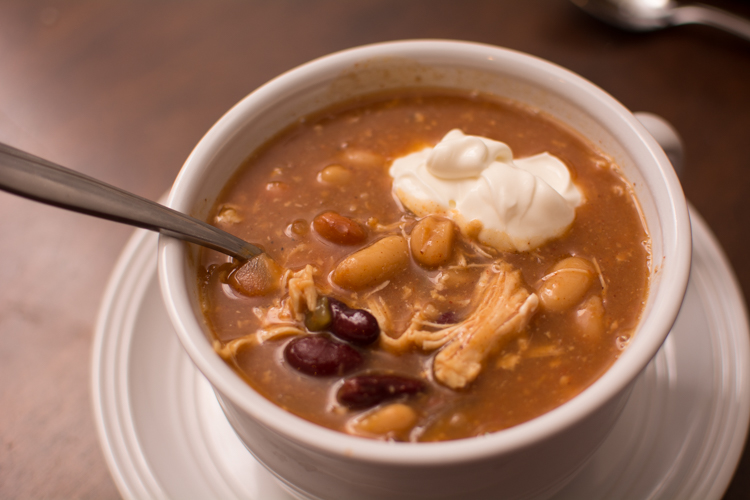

214,265,318,359
382,261,538,389
255,264,318,338
286,264,319,321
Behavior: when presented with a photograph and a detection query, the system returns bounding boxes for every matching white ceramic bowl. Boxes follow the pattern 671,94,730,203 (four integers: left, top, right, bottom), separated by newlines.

159,40,691,500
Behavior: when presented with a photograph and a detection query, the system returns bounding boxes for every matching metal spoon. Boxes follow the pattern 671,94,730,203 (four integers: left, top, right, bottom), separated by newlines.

571,0,750,41
0,142,262,261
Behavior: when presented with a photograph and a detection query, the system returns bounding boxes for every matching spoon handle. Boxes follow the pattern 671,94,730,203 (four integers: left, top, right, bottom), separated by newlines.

673,5,750,42
0,142,262,261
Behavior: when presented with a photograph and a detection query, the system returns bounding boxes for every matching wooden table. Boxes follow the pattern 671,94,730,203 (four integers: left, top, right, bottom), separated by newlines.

1,1,748,498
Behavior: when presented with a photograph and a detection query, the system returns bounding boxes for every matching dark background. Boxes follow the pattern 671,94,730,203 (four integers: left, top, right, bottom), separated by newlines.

1,1,748,498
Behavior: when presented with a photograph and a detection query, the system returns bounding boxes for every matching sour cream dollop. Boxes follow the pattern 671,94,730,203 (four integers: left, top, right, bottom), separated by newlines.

389,129,582,252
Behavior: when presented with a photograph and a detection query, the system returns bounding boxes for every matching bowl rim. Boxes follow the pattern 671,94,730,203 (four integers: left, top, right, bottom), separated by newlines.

158,39,691,466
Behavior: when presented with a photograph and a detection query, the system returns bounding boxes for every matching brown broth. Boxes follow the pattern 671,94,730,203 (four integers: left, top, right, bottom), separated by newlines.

198,91,650,442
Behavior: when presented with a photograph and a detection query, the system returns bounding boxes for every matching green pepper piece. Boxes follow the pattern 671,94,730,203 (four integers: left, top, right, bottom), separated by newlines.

305,296,332,332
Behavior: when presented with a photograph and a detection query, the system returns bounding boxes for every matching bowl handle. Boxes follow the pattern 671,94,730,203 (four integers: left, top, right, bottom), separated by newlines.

634,112,685,179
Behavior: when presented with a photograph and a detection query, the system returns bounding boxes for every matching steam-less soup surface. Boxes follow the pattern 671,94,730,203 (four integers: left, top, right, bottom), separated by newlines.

198,91,650,442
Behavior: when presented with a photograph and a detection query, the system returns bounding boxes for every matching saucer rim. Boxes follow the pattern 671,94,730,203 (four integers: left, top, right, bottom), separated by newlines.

91,206,750,500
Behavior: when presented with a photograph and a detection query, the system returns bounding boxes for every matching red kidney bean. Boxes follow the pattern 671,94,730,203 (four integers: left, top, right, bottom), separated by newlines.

312,211,367,245
284,335,362,376
328,298,380,346
337,374,427,410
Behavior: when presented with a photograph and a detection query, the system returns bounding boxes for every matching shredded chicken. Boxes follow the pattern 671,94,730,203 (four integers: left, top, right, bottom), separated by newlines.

214,265,318,359
382,261,538,389
366,296,395,334
286,264,318,321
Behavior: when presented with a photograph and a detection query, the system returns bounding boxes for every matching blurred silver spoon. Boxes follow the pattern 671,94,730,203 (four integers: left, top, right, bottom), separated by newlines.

571,0,750,41
0,142,262,261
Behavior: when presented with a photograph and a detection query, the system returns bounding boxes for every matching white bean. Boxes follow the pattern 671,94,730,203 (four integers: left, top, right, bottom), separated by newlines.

332,236,409,289
341,149,384,167
575,295,605,337
538,257,596,312
318,164,352,184
352,403,417,436
410,216,455,267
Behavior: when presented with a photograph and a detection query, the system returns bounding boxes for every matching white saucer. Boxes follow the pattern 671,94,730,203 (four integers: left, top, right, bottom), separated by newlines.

92,207,750,500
